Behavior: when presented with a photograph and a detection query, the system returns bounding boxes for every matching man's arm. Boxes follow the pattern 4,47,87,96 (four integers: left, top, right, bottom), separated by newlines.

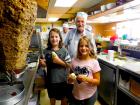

86,25,97,54
64,31,70,49
91,33,97,54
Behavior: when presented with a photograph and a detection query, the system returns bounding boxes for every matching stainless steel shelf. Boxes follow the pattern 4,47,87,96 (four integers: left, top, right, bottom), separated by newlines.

88,0,140,22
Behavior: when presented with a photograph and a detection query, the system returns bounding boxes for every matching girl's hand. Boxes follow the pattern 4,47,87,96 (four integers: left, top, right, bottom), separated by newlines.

52,51,62,64
51,51,69,67
69,73,77,80
52,51,57,58
77,74,88,82
39,58,46,67
67,73,76,84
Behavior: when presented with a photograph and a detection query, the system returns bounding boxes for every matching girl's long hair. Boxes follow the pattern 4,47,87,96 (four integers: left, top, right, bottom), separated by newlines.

47,28,63,50
77,36,97,59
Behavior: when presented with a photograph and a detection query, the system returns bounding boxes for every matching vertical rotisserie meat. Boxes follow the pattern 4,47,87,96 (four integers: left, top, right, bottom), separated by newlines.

0,0,37,71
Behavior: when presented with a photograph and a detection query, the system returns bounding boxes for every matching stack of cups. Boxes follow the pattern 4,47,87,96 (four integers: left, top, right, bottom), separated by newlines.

107,50,114,61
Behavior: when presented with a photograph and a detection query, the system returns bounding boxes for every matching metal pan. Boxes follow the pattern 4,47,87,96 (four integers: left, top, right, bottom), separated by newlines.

0,83,25,105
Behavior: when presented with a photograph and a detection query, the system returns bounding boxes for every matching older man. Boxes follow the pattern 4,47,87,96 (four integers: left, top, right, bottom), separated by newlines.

64,12,96,58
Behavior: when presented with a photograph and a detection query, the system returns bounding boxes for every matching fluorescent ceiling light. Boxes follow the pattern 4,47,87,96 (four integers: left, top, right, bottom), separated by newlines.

48,17,59,22
55,0,77,7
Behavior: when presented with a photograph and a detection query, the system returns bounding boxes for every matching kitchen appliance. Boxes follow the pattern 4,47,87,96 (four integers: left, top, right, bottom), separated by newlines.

98,59,117,105
0,21,41,105
0,84,24,105
0,67,26,105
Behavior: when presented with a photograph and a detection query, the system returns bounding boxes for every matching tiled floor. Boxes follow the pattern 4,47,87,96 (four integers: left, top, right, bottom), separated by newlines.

40,89,101,105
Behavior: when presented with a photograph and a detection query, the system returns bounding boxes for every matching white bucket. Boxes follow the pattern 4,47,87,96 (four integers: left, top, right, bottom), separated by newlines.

107,50,114,61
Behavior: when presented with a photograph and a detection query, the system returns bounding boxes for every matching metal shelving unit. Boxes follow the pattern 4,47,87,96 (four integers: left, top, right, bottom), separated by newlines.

118,86,140,104
88,0,140,21
117,66,140,105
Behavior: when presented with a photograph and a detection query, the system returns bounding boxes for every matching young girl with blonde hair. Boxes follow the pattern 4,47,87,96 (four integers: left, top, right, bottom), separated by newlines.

69,36,101,105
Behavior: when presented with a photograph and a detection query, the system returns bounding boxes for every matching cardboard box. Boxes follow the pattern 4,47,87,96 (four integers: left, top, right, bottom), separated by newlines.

130,79,140,97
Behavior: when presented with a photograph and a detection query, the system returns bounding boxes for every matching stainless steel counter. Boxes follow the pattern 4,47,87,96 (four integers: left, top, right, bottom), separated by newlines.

98,54,140,105
98,54,140,75
16,61,39,105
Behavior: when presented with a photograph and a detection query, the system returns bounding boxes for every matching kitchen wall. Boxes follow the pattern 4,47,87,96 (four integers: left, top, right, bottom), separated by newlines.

92,22,116,37
34,21,63,49
35,21,63,32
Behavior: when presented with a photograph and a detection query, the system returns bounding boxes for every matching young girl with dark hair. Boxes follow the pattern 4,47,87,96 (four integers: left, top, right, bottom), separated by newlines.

40,28,71,105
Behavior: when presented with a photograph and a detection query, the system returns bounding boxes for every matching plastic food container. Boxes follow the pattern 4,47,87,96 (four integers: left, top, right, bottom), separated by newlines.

100,5,106,12
94,10,101,14
107,50,115,61
106,3,116,10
